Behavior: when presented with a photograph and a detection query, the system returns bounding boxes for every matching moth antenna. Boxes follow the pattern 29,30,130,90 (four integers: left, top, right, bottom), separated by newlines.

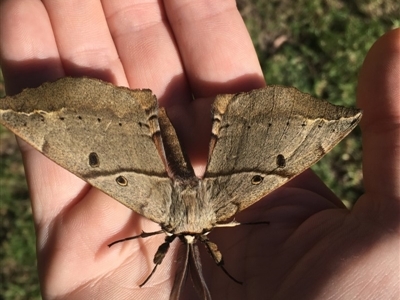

214,220,270,228
214,220,241,228
108,229,164,247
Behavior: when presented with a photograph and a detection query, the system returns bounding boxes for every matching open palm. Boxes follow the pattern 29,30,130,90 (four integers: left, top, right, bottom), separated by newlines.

1,1,398,299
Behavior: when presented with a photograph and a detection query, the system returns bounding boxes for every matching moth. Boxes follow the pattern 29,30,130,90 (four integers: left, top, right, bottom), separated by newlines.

0,77,362,299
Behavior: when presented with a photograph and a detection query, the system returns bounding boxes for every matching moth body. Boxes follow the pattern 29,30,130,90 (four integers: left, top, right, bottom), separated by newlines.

163,178,217,236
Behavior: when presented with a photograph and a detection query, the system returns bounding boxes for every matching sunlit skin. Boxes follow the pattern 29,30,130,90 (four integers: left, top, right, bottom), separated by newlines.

1,1,399,299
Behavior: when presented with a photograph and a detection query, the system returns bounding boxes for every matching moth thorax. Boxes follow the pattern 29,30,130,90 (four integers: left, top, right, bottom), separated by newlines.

169,180,216,235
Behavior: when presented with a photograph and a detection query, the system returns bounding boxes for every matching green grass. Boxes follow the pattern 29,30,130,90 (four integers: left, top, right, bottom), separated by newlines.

0,119,40,298
0,68,41,299
0,0,398,298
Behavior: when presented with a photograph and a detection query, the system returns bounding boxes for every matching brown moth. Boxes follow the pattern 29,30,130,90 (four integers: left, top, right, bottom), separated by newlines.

0,77,362,299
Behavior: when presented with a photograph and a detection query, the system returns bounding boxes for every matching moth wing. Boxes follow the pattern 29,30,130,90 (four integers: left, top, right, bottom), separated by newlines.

203,86,362,222
0,77,174,224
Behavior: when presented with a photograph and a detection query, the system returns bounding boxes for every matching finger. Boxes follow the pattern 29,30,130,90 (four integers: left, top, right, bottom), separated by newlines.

0,0,88,226
0,0,63,94
101,1,191,105
160,0,264,170
356,29,400,226
0,1,137,229
165,0,264,97
42,0,127,85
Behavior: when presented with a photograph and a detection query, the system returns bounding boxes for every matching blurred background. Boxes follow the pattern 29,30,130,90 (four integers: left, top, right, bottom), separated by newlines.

0,0,398,298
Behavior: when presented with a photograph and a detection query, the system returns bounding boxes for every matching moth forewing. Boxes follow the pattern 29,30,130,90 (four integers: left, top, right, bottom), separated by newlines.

204,86,362,220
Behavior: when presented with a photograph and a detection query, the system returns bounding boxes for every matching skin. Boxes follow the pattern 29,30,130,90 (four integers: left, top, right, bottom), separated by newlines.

1,1,399,299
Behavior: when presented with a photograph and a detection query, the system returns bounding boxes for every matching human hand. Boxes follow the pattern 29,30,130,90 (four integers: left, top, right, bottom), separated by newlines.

1,0,398,299
0,1,262,299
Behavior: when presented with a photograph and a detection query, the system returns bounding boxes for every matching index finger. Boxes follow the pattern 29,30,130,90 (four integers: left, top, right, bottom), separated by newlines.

165,0,265,98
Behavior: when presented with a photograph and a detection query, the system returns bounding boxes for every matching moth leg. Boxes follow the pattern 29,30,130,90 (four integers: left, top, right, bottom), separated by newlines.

139,234,177,287
199,235,242,284
108,230,164,247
